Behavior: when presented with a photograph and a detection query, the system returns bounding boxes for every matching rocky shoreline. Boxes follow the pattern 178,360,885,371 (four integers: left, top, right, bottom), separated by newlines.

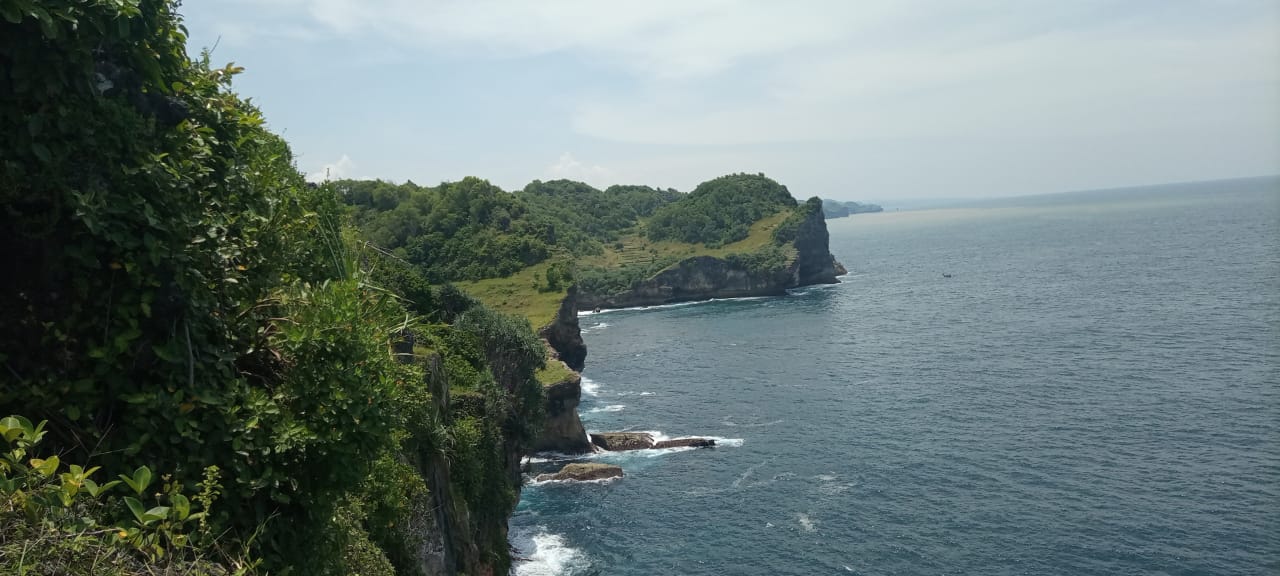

528,202,844,484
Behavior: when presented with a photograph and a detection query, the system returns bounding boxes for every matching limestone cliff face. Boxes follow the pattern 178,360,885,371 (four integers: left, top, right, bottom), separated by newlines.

579,201,845,310
578,255,794,310
531,368,591,453
533,287,593,454
538,286,586,371
792,199,843,286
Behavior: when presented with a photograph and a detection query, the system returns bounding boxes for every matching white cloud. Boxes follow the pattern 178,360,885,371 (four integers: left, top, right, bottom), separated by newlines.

212,0,1279,148
196,0,1280,195
544,153,615,188
307,154,355,183
571,10,1280,147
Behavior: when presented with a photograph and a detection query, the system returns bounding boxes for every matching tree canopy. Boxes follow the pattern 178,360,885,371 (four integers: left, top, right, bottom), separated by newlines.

644,173,798,246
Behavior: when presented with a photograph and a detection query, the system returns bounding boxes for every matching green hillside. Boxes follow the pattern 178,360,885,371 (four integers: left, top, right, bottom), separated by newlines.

343,173,810,328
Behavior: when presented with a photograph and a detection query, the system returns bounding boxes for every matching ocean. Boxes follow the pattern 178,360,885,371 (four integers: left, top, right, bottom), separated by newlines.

510,177,1280,575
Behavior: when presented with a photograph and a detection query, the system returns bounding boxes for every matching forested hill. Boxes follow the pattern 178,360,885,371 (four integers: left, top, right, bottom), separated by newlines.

337,172,804,285
336,177,681,282
336,173,830,328
645,173,798,246
0,3,835,575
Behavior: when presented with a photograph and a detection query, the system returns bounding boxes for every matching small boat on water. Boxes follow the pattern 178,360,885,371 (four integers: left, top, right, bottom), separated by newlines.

942,273,953,278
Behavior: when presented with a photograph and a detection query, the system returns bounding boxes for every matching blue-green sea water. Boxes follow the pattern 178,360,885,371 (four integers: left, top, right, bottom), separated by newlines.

510,177,1280,576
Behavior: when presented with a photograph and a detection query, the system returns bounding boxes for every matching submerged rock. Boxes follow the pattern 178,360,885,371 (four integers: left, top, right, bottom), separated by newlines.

535,463,624,483
653,437,716,449
589,432,655,451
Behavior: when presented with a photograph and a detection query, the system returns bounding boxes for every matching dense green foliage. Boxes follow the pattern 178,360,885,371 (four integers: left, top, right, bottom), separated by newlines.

341,177,552,281
518,179,681,248
575,255,683,297
0,3,822,574
340,178,683,284
1,416,247,575
822,198,883,218
645,173,797,246
773,196,824,244
0,2,546,574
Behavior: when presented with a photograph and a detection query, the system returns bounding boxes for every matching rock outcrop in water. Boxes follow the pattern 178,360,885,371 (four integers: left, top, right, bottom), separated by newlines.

588,432,717,451
535,463,624,483
791,199,845,286
578,199,843,310
532,368,592,453
590,432,656,451
653,437,717,449
533,286,593,454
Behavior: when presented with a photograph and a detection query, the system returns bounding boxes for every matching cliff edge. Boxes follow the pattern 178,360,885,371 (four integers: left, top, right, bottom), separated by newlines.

579,197,844,310
534,287,593,453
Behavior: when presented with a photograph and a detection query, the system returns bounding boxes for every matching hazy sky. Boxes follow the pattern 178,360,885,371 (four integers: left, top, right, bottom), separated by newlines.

182,1,1279,201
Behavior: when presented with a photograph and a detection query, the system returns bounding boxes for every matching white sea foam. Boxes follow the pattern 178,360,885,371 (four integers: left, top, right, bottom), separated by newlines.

581,322,610,333
575,430,744,462
818,482,852,496
577,295,773,317
579,377,601,397
724,418,784,428
641,431,744,448
797,513,817,532
512,527,591,576
587,404,625,413
733,460,768,489
526,475,622,488
787,282,842,296
613,391,654,397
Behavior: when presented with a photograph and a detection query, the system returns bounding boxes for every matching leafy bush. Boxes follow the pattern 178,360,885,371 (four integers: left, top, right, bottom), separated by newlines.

1,415,253,576
773,196,823,244
0,2,423,571
646,173,797,246
338,178,683,284
575,256,682,297
724,245,791,275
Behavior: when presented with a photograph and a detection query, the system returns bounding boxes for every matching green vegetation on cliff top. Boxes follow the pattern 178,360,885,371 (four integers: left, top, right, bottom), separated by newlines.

0,2,833,573
1,3,546,575
343,173,813,326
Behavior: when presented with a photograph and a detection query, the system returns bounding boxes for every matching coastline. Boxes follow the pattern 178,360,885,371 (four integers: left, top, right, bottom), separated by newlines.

513,276,837,573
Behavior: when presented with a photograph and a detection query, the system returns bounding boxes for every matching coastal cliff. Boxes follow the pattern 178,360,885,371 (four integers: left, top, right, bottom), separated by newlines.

539,286,587,371
579,198,844,310
532,369,592,453
533,287,593,453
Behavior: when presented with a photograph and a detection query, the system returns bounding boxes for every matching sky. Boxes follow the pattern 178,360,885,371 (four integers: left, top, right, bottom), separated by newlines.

180,0,1280,202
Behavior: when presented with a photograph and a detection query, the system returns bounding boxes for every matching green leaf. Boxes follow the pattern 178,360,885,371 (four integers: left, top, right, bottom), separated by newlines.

119,466,152,495
84,478,121,498
60,474,80,498
0,417,22,443
142,506,169,523
30,455,59,477
170,493,190,520
124,496,146,523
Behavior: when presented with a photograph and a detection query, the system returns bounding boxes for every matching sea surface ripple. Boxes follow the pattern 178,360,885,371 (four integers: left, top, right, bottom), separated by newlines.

511,178,1280,576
